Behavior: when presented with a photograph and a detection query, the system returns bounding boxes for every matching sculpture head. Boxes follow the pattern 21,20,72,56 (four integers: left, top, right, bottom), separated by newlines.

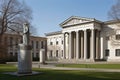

24,23,29,27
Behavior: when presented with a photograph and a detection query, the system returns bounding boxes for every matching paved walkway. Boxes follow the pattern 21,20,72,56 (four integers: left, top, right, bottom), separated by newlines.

7,61,120,72
33,64,120,72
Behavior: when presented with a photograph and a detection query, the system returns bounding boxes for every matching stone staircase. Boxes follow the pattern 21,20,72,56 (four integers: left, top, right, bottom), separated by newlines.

58,59,96,64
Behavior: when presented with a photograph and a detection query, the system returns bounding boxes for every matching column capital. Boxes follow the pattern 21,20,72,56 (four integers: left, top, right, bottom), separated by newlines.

91,29,94,30
75,30,79,32
83,29,87,31
68,31,72,34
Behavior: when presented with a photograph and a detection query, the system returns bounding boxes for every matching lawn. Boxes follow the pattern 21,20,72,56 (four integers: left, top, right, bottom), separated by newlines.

56,64,120,69
0,64,120,80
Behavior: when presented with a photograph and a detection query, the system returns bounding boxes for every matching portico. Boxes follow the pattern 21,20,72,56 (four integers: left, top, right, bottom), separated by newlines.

61,16,101,61
63,29,101,61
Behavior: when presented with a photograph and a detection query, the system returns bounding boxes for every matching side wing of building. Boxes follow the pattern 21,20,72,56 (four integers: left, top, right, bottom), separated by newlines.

2,33,47,60
45,31,64,60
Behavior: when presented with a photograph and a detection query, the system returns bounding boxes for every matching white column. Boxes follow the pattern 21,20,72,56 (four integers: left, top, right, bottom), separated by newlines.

100,33,104,59
69,32,72,59
81,31,84,59
96,30,99,59
84,30,87,60
90,29,95,59
63,33,65,59
39,49,45,63
33,41,36,57
76,31,79,59
65,33,69,59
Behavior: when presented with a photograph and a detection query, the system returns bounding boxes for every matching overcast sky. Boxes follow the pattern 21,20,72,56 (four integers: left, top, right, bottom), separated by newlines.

21,0,115,36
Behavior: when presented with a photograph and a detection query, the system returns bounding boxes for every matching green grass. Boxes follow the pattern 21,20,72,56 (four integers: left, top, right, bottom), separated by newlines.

56,64,120,69
0,64,120,80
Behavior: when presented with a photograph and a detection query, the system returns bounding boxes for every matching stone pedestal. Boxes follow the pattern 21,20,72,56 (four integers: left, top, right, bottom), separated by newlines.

18,44,32,74
39,49,45,64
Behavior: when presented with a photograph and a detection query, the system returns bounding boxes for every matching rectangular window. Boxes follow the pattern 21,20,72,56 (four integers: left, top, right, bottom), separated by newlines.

41,41,44,49
62,50,63,57
36,41,39,49
31,41,34,48
106,36,109,40
4,37,7,44
116,35,120,40
15,38,18,48
50,50,53,57
116,49,120,56
9,37,13,48
56,41,58,45
36,53,39,58
15,52,18,57
62,40,63,44
50,42,53,45
56,50,58,57
10,52,13,57
105,49,109,56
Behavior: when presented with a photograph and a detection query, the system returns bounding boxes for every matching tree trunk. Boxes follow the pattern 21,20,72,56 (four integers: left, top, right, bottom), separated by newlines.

0,34,7,63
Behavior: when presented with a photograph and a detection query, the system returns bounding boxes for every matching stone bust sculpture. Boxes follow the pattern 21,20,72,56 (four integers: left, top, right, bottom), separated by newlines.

23,23,30,45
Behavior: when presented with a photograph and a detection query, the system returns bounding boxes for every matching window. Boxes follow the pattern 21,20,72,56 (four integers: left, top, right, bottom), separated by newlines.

50,42,53,45
62,40,63,44
41,41,44,49
116,35,120,40
36,53,39,57
62,50,63,57
31,41,34,48
9,37,13,48
15,38,18,48
56,41,58,45
105,49,109,56
50,50,53,57
36,41,39,49
4,37,7,44
10,52,13,57
116,49,120,56
106,36,109,40
56,50,58,57
32,53,34,57
15,52,18,57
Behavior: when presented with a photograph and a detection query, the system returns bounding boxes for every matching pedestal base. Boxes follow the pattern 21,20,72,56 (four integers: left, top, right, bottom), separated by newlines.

18,44,32,74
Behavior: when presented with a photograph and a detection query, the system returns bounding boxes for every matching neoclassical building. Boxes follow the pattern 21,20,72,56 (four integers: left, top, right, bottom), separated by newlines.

46,16,120,62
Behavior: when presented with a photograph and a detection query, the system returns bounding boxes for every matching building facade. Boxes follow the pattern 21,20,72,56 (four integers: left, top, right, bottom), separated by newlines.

46,31,64,60
46,16,120,62
1,33,47,59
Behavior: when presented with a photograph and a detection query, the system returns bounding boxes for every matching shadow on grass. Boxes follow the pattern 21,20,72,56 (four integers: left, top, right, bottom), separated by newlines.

0,64,120,80
0,69,120,80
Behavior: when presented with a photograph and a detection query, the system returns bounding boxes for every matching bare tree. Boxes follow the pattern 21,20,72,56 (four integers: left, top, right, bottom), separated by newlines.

108,0,120,21
0,0,33,41
108,0,120,46
0,0,33,63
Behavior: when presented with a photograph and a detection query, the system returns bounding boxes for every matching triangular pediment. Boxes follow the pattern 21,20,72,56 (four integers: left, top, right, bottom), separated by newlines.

60,16,95,27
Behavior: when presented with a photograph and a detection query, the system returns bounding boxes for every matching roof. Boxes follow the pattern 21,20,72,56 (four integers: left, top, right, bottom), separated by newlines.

104,20,120,24
45,31,62,36
4,33,46,40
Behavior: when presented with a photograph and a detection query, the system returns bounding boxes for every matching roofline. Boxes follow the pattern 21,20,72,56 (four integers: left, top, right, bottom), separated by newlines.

61,20,103,28
104,20,120,24
59,16,103,28
4,33,46,39
45,31,62,36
